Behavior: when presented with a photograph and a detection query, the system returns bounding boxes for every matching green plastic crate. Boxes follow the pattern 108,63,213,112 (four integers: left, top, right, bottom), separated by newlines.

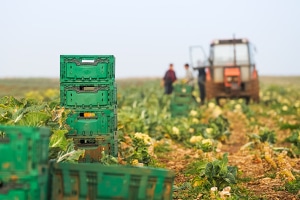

66,109,117,137
60,55,115,83
0,126,50,181
170,103,191,117
171,95,194,104
0,190,26,200
49,161,174,200
0,174,48,200
170,103,190,113
170,110,188,117
78,139,118,162
60,83,117,110
73,133,118,161
73,133,118,153
173,84,193,94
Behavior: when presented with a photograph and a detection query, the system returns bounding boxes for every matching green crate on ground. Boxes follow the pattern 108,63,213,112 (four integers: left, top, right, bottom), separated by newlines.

60,55,115,83
173,84,193,94
0,126,50,181
170,103,190,113
0,174,48,200
171,95,194,104
49,161,175,200
171,110,188,117
66,109,117,137
60,83,117,110
170,109,189,117
170,103,191,117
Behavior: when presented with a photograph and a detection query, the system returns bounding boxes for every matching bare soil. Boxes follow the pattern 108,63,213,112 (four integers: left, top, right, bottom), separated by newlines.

157,106,300,200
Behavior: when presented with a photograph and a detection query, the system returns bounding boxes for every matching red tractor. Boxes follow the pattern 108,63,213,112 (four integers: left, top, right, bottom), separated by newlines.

190,38,259,104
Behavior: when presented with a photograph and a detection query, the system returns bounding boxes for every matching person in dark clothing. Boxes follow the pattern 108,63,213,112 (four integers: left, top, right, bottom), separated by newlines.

162,63,177,94
197,67,206,104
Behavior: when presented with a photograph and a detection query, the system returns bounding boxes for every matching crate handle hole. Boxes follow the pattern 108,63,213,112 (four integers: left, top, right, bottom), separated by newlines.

79,86,95,91
82,59,95,63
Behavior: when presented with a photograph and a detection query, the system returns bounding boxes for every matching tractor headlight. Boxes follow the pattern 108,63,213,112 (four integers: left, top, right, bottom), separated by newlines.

227,77,232,82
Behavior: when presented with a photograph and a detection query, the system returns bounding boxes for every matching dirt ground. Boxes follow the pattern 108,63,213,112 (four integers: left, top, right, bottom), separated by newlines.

157,105,300,200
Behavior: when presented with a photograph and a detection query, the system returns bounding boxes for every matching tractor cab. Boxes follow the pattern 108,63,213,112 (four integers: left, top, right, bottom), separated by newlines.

190,38,259,103
209,38,256,89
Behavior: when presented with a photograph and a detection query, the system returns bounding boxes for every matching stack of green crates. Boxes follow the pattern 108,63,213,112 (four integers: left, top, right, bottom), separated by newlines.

0,126,50,200
60,55,118,159
170,84,196,117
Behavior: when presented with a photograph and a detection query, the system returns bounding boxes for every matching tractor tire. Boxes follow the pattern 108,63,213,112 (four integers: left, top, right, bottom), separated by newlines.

250,78,260,103
205,80,215,101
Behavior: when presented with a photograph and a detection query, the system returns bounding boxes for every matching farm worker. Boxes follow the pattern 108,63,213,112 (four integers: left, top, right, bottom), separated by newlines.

197,67,206,104
162,63,177,94
183,63,194,86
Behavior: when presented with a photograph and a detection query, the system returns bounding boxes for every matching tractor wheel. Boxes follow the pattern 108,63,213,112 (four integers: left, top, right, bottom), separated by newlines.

250,78,260,103
205,80,215,101
244,96,250,105
216,97,222,105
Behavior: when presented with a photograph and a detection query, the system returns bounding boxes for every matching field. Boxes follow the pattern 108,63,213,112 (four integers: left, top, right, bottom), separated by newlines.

0,76,300,199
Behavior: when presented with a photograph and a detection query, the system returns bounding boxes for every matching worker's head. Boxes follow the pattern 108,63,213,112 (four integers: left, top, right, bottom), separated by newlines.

169,63,174,70
184,63,189,69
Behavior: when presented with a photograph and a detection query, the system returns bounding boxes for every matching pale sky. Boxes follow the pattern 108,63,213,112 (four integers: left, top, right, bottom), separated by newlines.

1,0,299,78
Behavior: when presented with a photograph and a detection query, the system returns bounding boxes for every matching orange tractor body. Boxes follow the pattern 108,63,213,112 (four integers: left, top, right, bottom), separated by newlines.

223,67,241,88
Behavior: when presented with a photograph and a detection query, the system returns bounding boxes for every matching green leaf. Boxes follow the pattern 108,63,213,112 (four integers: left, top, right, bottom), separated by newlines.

224,172,237,184
227,166,238,178
205,162,214,179
56,143,84,163
17,111,50,126
259,128,277,144
49,129,69,151
219,153,229,175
